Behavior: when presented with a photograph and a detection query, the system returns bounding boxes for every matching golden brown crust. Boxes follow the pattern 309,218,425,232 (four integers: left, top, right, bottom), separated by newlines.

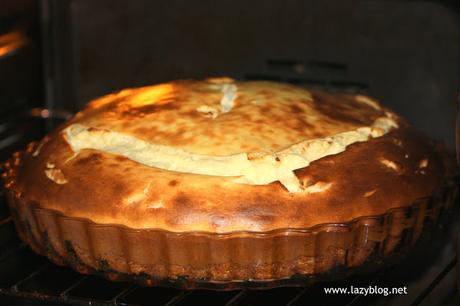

67,80,389,155
3,80,450,232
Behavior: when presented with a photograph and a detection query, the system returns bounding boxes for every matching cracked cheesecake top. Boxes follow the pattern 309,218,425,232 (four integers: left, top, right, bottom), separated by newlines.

3,79,451,232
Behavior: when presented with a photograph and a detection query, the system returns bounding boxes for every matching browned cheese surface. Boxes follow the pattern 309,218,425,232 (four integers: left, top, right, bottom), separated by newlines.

4,80,450,232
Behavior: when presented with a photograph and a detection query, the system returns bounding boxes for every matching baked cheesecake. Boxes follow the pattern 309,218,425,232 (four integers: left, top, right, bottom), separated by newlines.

2,78,456,288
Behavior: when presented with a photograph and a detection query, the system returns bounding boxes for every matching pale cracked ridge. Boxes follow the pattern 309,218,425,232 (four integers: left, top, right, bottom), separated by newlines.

63,116,398,193
220,83,237,113
196,82,237,118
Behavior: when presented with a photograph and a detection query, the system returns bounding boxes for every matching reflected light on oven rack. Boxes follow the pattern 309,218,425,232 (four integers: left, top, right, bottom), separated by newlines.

0,134,22,150
34,108,49,118
0,30,28,58
29,108,73,120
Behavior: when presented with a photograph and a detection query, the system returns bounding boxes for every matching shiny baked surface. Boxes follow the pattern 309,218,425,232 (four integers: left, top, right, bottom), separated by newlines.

5,79,449,232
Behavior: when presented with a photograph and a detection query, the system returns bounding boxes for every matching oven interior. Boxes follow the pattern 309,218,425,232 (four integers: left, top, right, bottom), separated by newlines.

1,0,460,305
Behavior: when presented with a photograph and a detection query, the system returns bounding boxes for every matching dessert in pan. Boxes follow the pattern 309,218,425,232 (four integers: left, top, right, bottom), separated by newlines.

2,78,457,288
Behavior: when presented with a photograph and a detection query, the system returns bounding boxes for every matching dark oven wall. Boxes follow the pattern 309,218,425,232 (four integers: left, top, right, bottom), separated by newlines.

0,0,42,113
43,0,460,148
